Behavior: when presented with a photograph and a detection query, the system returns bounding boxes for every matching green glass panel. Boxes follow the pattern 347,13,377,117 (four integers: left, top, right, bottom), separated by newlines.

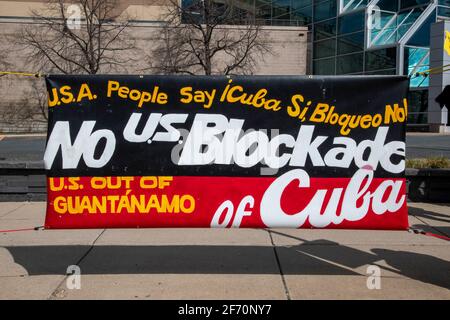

336,52,364,74
438,6,450,17
400,0,431,10
364,69,397,75
341,0,368,12
377,0,399,12
314,57,336,75
365,47,397,72
314,0,337,22
314,38,336,59
407,90,428,124
314,18,336,40
337,32,364,54
338,10,365,34
292,5,313,24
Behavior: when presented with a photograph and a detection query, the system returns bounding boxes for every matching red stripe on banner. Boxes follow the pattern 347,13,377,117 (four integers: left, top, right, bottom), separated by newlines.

45,175,409,230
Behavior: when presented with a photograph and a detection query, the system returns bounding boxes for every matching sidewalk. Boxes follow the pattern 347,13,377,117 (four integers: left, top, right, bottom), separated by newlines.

0,202,449,299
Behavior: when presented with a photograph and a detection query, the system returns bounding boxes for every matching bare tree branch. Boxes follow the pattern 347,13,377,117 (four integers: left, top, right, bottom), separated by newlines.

0,46,11,77
0,80,48,126
16,0,138,74
1,0,141,130
149,0,272,75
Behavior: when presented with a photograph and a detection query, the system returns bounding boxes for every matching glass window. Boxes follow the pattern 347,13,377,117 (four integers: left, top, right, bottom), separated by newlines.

314,18,336,40
182,0,240,24
406,9,435,47
400,0,431,10
409,66,430,87
396,9,423,41
365,47,397,72
314,57,336,74
364,69,397,75
228,0,249,23
272,0,291,20
292,4,313,25
255,0,272,22
314,0,337,22
405,47,429,87
377,0,399,12
181,0,203,23
294,0,313,7
341,0,368,12
368,10,396,47
314,38,336,59
337,31,364,54
407,90,428,124
336,52,364,74
338,10,365,34
438,6,450,17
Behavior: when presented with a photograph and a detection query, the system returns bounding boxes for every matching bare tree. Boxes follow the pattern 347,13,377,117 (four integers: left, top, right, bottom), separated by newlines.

0,80,48,127
2,0,138,131
31,81,49,122
18,0,137,74
151,0,272,75
0,48,10,77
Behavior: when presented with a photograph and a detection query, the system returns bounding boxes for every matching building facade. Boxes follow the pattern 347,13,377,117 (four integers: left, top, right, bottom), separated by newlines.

307,0,450,131
214,0,450,130
230,0,449,130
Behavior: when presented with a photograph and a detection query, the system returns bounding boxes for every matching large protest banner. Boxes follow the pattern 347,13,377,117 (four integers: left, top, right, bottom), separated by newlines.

44,75,409,229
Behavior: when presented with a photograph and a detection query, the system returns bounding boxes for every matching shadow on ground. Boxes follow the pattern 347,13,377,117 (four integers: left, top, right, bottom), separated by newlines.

4,235,450,290
411,224,450,238
408,205,450,237
409,206,450,225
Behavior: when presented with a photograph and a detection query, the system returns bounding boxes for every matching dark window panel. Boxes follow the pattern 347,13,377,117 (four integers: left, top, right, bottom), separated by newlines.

438,6,450,18
407,90,428,124
338,10,365,34
337,31,365,54
255,0,272,21
364,69,397,75
336,52,364,74
313,57,336,74
272,0,291,20
295,0,313,7
291,5,313,25
341,0,368,12
314,18,337,40
406,9,435,46
365,47,397,72
314,38,336,59
400,0,431,10
377,0,399,11
314,0,337,22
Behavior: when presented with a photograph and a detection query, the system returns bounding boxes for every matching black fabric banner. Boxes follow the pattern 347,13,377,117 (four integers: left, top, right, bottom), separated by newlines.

43,75,409,230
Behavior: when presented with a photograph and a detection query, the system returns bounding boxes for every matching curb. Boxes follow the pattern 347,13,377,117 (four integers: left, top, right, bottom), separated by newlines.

0,161,44,169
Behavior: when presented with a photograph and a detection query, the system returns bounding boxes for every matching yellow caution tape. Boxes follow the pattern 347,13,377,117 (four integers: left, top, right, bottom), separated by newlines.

0,71,44,77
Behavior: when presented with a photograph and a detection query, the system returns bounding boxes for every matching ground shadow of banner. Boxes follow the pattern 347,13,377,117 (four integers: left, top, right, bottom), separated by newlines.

4,237,450,290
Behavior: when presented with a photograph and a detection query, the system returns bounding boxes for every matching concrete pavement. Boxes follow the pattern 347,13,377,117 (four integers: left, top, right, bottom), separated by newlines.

0,202,449,299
